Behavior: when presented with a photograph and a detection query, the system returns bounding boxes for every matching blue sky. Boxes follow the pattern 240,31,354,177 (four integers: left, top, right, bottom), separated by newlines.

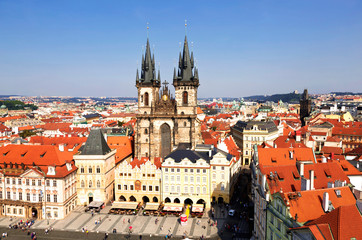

0,0,362,98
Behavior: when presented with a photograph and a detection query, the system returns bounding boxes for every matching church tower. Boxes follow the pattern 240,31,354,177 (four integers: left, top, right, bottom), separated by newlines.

173,36,200,115
134,35,202,160
300,89,311,126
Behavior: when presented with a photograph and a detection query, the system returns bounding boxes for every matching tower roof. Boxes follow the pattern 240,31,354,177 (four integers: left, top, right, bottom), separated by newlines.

136,38,160,86
80,129,111,155
174,36,199,86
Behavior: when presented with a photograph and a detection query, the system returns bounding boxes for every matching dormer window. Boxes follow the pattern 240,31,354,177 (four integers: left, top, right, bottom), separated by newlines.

66,163,72,171
47,166,56,175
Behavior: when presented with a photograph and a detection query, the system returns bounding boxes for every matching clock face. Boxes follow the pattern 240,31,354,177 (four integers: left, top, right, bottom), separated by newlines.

162,94,168,101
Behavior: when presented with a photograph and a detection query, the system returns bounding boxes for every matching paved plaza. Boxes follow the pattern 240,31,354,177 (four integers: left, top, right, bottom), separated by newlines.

0,205,250,239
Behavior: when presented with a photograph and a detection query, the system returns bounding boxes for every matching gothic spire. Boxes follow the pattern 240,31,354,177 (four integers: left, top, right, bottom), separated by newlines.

137,38,160,86
136,69,139,82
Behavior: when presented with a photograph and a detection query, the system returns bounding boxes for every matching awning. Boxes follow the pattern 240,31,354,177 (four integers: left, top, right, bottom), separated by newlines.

144,202,160,211
191,204,204,213
111,201,138,210
88,201,104,208
163,203,183,212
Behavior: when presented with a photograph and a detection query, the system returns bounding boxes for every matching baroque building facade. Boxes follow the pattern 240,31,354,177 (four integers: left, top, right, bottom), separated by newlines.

134,36,202,159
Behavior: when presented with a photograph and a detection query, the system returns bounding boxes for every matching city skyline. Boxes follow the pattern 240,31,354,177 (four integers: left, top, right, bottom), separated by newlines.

1,0,362,97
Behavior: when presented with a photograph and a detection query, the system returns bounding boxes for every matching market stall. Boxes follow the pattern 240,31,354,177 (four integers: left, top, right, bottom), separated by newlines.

109,201,140,215
191,204,204,218
161,203,184,216
143,202,161,216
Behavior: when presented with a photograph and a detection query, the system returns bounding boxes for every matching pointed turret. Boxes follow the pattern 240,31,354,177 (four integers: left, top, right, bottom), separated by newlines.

158,69,161,82
173,35,199,87
136,69,139,82
194,67,199,80
136,38,160,87
173,67,177,80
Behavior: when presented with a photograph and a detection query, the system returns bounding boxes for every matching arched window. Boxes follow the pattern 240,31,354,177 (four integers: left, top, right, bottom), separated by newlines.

96,166,100,173
97,180,101,188
81,180,85,188
183,91,188,105
144,92,149,106
89,180,92,188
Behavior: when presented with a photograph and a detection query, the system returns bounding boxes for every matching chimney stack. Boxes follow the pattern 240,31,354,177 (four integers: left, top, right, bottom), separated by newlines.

322,155,327,163
59,144,64,152
323,192,329,212
299,163,304,177
310,170,315,190
296,131,301,142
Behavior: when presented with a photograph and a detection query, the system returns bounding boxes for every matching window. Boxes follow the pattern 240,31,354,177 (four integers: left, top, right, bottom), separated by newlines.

38,194,42,202
18,179,21,185
213,174,216,180
26,179,29,186
124,185,128,190
149,186,152,191
177,186,180,193
81,180,85,188
165,185,169,192
53,180,57,187
190,176,194,182
176,169,180,173
171,186,175,193
197,187,200,194
221,174,225,180
190,186,194,193
12,178,16,185
97,180,100,188
184,176,188,182
88,167,92,174
7,208,10,214
165,176,168,182
13,208,17,214
54,195,57,203
203,187,206,194
27,193,31,201
142,185,146,191
47,194,51,202
19,209,23,215
18,192,22,201
197,177,200,183
38,180,42,186
7,192,10,199
0,191,2,199
6,178,10,184
118,184,121,190
80,167,84,173
190,169,194,173
184,186,188,193
89,180,92,188
144,92,149,106
184,169,188,173
171,168,175,173
130,185,134,190
203,176,207,183
155,186,159,191
32,194,36,202
176,176,180,182
183,91,188,105
203,169,206,173
12,192,16,200
221,183,225,191
46,180,50,187
197,169,200,173
171,176,175,182
213,166,216,170
165,168,168,172
54,211,58,218
96,166,101,173
32,180,35,186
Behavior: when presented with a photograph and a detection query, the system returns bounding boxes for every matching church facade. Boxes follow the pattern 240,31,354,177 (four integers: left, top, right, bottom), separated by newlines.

134,36,202,159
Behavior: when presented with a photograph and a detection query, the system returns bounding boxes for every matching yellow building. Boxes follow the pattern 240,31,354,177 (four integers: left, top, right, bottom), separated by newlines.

114,157,162,203
74,129,116,205
161,144,240,208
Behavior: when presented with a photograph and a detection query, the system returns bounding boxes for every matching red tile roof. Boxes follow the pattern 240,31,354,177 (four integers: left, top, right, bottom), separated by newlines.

107,136,133,164
306,204,362,240
258,147,315,166
283,186,356,223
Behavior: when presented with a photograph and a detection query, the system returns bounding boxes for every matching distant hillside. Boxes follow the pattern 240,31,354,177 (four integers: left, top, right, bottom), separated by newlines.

331,92,362,96
244,93,301,103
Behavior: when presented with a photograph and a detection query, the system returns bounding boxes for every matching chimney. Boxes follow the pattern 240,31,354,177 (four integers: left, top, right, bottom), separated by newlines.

289,151,294,159
299,163,305,177
331,152,334,160
296,131,301,142
59,144,64,152
310,170,315,190
301,178,310,191
323,192,329,212
322,155,327,163
209,149,212,158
